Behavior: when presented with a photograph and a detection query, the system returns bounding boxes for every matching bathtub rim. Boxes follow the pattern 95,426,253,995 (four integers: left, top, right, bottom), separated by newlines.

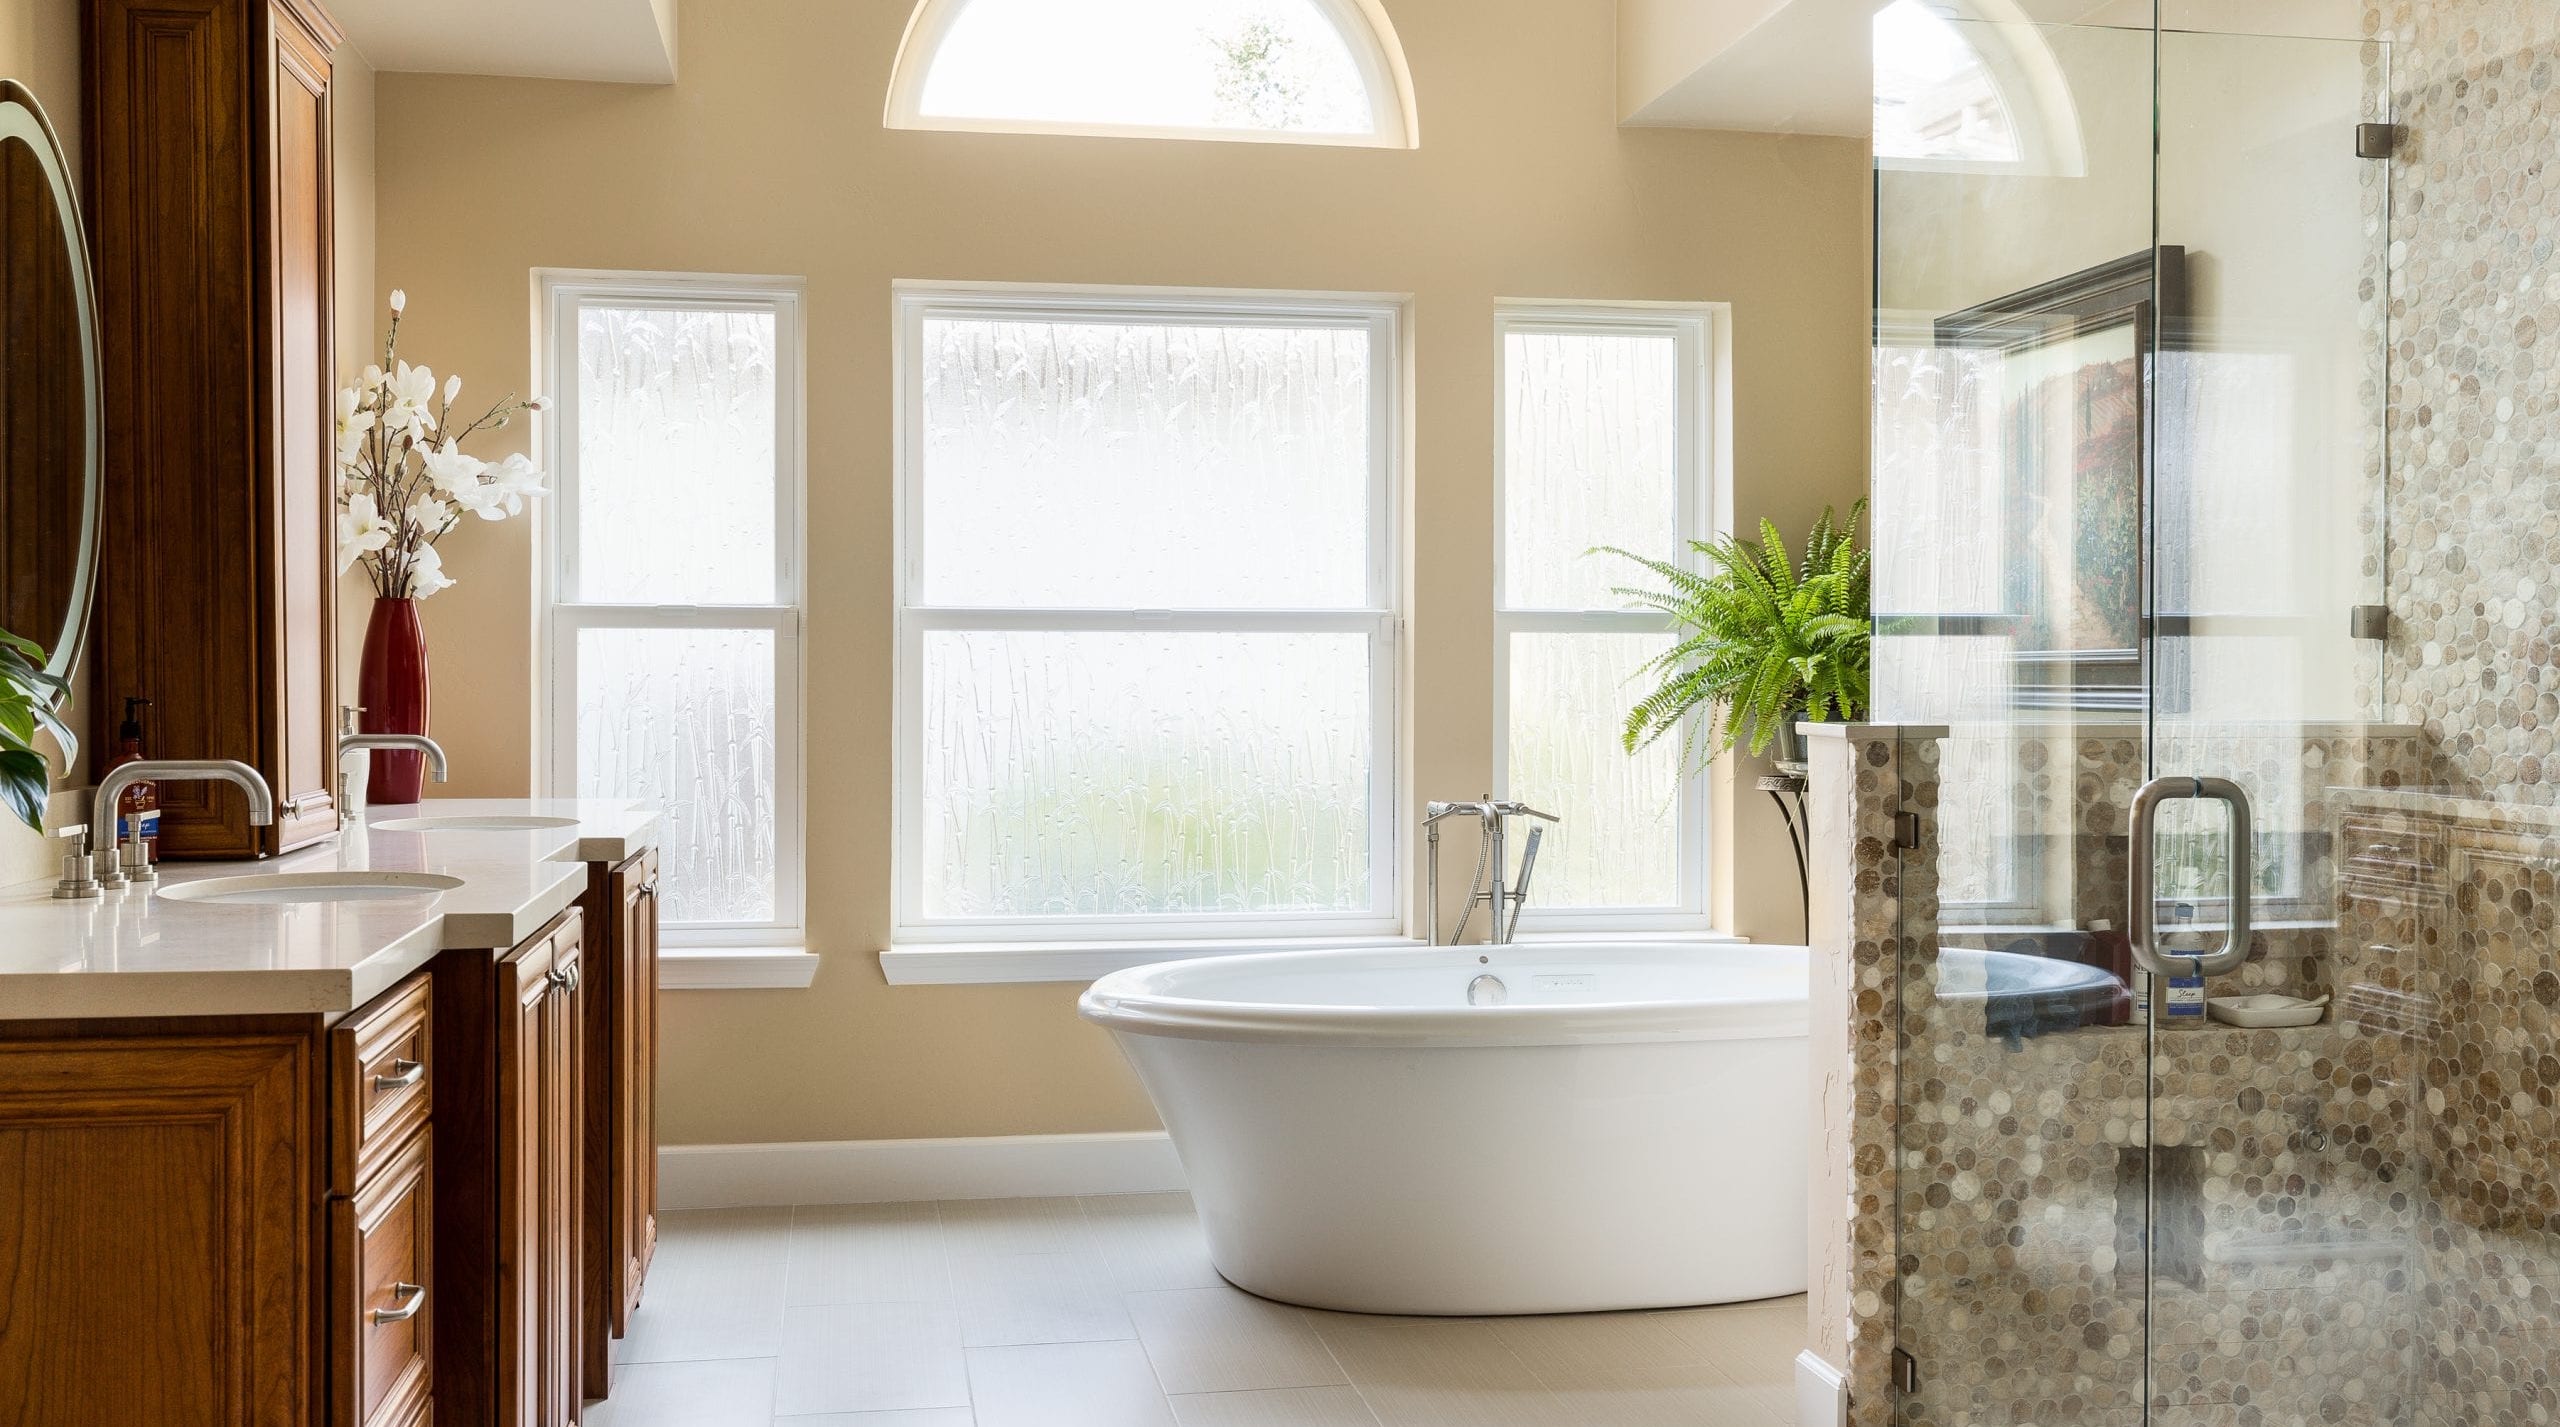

1079,941,1809,1048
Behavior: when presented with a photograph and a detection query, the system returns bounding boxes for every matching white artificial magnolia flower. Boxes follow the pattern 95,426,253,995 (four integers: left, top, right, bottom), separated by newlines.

381,361,439,441
389,289,407,314
337,493,393,574
402,543,455,599
335,387,375,466
421,440,487,497
403,495,452,537
360,363,387,393
471,452,547,519
443,373,462,405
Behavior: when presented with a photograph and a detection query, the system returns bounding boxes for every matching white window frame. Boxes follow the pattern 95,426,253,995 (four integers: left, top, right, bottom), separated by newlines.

1492,301,1721,935
538,269,809,950
882,0,1420,150
892,281,1404,946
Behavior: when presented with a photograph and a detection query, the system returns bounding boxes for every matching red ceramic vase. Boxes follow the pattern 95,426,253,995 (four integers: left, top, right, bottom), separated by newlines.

357,596,432,804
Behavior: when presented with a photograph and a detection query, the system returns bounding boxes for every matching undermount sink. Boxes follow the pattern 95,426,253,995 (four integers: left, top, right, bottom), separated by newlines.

157,872,468,905
372,815,582,833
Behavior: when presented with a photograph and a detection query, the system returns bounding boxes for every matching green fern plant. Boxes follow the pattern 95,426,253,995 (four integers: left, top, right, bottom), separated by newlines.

0,628,73,833
1599,501,1871,763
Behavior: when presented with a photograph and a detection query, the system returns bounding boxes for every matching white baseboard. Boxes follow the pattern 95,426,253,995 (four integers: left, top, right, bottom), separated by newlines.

1796,1350,1848,1427
658,1131,1188,1209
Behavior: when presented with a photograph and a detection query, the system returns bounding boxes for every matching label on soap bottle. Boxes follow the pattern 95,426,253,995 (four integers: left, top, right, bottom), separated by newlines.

2165,960,2207,1021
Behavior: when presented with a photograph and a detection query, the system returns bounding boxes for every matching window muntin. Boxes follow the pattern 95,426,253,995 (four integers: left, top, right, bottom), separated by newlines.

887,0,1416,148
897,288,1400,943
1494,307,1714,926
543,275,805,944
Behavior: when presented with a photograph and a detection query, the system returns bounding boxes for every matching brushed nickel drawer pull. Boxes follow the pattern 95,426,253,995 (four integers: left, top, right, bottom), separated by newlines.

372,1281,426,1324
549,965,580,995
372,1059,425,1091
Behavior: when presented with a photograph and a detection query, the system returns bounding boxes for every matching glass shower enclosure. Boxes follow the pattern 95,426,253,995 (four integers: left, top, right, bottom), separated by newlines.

1873,3,2555,1423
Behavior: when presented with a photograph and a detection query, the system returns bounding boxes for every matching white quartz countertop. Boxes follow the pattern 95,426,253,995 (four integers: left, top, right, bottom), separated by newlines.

0,799,659,1022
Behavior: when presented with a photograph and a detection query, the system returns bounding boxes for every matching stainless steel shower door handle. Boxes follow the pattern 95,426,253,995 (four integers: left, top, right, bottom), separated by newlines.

2128,775,2255,977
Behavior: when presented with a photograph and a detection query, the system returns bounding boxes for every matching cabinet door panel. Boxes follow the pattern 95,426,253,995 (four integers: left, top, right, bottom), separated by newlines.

0,1035,314,1425
497,911,584,1427
627,862,657,1306
545,929,583,1426
497,933,555,1427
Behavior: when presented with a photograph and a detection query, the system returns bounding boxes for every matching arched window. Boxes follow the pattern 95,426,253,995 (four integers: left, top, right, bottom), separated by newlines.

887,0,1418,148
1873,0,2084,175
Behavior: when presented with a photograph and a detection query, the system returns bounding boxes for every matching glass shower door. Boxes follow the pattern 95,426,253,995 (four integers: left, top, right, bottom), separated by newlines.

1873,9,2404,1425
2144,23,2409,1427
1873,9,2163,1421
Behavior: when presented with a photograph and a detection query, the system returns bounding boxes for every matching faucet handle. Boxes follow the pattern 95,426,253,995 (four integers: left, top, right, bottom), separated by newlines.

51,827,101,900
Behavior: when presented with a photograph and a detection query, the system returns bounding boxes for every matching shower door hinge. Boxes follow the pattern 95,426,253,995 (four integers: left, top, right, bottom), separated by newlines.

2350,604,2390,640
1894,811,1923,851
1893,1347,1922,1393
2355,122,2399,159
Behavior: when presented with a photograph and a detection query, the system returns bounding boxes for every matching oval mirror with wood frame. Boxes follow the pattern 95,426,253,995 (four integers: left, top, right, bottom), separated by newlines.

0,77,102,830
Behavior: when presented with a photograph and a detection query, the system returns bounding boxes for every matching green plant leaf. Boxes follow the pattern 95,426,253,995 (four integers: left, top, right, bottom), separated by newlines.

1598,504,1870,769
0,748,47,834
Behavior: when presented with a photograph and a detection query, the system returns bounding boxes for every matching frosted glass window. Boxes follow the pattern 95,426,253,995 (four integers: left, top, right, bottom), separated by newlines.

899,289,1398,940
1494,306,1712,924
575,306,778,604
892,0,1410,146
1505,632,1682,908
545,277,804,942
920,631,1372,917
1501,330,1681,611
576,628,777,923
918,317,1373,609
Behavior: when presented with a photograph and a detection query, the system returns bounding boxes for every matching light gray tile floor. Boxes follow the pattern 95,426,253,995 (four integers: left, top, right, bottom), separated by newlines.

592,1195,1804,1427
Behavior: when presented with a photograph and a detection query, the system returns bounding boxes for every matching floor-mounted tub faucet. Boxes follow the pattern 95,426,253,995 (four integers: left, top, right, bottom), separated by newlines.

1424,797,1560,946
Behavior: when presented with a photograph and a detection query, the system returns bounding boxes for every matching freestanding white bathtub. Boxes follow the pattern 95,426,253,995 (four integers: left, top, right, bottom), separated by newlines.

1079,941,1810,1316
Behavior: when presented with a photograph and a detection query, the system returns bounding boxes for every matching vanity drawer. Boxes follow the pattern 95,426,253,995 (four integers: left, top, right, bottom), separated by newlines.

332,1125,435,1427
334,971,434,1192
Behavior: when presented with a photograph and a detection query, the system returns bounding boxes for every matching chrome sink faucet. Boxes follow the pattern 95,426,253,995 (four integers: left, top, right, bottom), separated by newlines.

338,734,449,825
1424,797,1560,946
57,760,276,897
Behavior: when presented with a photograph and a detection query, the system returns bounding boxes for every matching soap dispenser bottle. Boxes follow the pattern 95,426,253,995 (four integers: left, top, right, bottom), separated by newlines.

338,704,369,816
103,697,158,858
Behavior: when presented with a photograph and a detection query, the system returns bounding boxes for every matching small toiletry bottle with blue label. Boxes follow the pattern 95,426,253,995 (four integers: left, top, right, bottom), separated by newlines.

104,697,158,857
2162,957,2208,1024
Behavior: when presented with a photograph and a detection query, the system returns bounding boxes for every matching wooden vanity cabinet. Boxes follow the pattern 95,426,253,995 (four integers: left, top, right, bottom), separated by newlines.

0,898,632,1427
83,0,346,858
580,847,660,1395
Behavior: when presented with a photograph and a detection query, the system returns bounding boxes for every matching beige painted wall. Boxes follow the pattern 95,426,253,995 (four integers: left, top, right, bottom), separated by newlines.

370,0,1869,1146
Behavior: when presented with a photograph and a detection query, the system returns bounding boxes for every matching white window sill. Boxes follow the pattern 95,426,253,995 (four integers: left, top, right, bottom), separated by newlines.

661,947,821,990
878,929,1750,986
880,936,1426,986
